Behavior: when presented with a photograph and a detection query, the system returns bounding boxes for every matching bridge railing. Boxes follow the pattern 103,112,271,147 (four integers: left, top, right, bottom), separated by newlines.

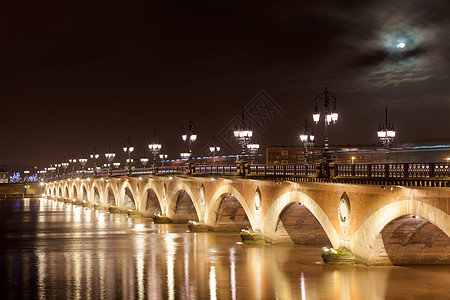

44,162,449,181
335,162,450,178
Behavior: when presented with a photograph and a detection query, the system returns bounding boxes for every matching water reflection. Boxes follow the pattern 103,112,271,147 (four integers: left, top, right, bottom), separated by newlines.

0,198,449,299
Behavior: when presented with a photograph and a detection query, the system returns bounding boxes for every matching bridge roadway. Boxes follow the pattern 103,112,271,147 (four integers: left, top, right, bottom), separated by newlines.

46,163,450,265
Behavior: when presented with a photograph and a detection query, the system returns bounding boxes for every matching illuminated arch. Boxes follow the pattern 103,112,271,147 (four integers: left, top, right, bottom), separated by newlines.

118,181,138,210
104,182,117,206
167,182,200,221
206,185,255,230
140,181,163,214
263,190,341,248
350,200,450,264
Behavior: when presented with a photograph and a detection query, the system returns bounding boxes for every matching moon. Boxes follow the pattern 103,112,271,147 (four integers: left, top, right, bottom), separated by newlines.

396,42,406,51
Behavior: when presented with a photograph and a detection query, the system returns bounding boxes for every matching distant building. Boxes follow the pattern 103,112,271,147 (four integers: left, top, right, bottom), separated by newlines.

267,144,450,165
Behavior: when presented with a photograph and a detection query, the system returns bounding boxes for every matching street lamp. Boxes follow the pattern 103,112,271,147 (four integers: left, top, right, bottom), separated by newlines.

209,136,221,165
377,107,396,149
159,153,168,167
182,119,197,174
313,87,339,164
69,157,77,177
140,158,149,168
233,106,253,174
61,162,69,177
90,146,100,176
123,136,134,175
148,128,162,173
79,157,88,176
105,143,116,175
113,162,121,169
247,139,259,164
299,119,315,164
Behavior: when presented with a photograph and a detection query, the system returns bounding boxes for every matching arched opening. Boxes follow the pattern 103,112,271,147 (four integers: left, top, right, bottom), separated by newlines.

82,186,88,201
145,189,161,215
274,202,331,245
373,215,450,265
93,187,100,204
106,187,116,206
65,186,69,198
123,187,136,210
73,186,78,200
53,188,56,196
214,193,250,231
58,187,62,197
173,190,198,223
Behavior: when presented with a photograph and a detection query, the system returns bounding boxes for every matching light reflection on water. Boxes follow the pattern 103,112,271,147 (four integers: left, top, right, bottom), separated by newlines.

0,198,449,299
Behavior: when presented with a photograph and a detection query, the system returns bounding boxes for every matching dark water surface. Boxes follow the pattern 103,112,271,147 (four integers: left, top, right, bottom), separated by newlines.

0,198,449,299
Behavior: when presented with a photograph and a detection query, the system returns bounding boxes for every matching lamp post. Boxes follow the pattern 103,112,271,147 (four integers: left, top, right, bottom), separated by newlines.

61,162,69,178
181,119,197,174
209,136,221,165
56,163,61,178
313,87,338,162
90,147,100,177
79,157,88,177
299,120,315,164
159,154,168,167
148,128,162,174
247,139,259,165
233,106,253,175
105,143,116,176
312,87,339,177
140,158,149,168
123,136,134,175
69,157,77,177
377,107,396,149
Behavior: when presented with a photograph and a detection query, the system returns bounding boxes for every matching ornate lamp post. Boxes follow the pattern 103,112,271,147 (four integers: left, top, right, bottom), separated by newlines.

61,162,69,178
79,157,88,177
69,157,77,177
312,87,339,177
159,154,168,167
299,120,315,164
233,107,253,174
377,107,396,149
148,128,162,174
313,87,338,162
209,136,221,165
181,119,197,174
247,139,259,165
90,147,100,177
123,136,134,175
105,143,116,176
113,162,121,169
140,158,149,168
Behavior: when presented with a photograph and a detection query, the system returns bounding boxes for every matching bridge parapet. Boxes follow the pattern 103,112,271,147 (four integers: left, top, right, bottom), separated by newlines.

45,162,449,187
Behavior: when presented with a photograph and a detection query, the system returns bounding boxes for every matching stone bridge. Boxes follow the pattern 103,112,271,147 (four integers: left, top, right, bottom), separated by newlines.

46,175,450,265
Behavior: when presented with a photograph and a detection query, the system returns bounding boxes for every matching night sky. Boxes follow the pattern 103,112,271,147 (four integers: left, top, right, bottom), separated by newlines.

1,0,450,168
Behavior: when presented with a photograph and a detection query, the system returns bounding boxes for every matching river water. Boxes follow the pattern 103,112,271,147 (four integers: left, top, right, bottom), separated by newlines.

0,198,448,299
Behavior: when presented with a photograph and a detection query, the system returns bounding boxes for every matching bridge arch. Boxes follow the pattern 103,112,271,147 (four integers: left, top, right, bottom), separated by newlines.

263,190,341,248
92,185,101,204
81,184,89,202
206,185,255,231
350,200,450,265
168,183,200,223
140,182,162,215
65,186,69,198
73,186,78,200
58,187,63,198
119,182,137,210
104,183,117,206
